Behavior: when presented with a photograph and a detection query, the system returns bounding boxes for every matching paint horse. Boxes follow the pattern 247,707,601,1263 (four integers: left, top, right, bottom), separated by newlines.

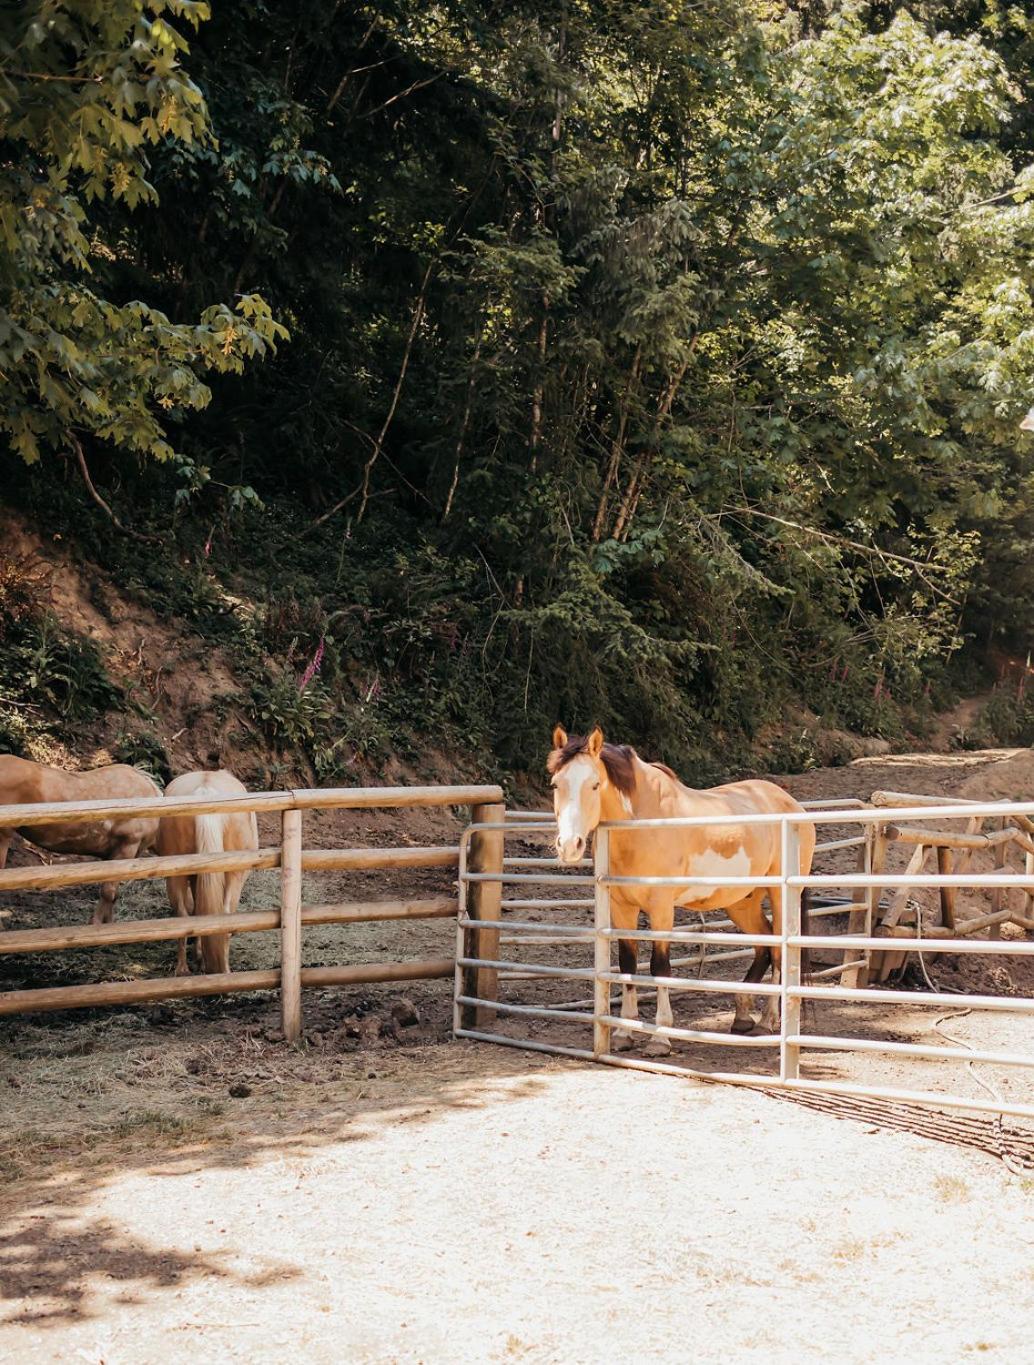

156,769,258,975
548,727,815,1054
0,755,160,924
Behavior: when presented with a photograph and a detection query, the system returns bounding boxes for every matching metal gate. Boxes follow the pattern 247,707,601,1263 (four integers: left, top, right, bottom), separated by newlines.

454,800,1034,1121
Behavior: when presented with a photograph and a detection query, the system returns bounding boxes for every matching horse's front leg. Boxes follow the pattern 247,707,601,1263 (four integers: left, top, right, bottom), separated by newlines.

646,937,674,1057
613,937,639,1051
642,898,675,1057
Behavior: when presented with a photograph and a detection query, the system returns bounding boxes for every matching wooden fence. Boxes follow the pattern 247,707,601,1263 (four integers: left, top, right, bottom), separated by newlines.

0,784,504,1041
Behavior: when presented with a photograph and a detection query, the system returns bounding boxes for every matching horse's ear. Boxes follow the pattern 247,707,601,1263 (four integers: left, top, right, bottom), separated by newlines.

586,726,604,758
552,725,568,750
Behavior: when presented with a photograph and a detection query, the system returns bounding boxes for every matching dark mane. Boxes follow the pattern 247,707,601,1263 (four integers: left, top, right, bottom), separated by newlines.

547,735,638,797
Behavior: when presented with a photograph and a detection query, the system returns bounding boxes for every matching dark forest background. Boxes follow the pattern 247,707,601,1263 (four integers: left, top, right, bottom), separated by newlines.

4,1,1034,785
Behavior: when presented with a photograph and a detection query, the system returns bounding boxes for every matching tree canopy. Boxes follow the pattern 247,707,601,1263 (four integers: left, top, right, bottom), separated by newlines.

3,1,1034,776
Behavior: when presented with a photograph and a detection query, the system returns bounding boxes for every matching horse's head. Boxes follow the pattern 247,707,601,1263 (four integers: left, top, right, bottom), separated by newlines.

547,725,606,863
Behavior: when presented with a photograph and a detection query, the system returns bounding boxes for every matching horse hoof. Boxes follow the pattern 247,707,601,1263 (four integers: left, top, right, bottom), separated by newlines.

612,1033,635,1052
644,1040,672,1058
730,1017,756,1035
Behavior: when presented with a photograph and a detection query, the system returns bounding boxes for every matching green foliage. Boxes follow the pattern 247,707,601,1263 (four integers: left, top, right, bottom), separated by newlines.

0,2,286,474
6,1,1034,778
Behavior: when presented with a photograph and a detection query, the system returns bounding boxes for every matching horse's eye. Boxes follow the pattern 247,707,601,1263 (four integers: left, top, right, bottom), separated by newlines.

593,782,601,791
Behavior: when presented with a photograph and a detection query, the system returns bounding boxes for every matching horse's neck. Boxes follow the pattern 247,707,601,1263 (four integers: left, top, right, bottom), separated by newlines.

633,755,697,816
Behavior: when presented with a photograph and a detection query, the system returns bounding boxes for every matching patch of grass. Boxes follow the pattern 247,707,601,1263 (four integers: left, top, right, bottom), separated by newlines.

933,1174,971,1204
109,1108,207,1142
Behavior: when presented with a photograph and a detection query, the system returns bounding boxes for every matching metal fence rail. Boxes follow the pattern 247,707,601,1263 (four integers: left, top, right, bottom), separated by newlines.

454,800,1034,1121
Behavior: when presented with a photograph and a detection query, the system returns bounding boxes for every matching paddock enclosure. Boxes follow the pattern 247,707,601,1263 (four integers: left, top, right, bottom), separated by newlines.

456,795,1034,1122
3,777,1034,1124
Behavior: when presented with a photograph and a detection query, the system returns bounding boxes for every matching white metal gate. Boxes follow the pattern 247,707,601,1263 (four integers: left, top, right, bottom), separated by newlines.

454,800,1034,1122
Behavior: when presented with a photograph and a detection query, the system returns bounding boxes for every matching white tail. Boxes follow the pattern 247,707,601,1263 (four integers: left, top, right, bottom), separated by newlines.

193,811,228,973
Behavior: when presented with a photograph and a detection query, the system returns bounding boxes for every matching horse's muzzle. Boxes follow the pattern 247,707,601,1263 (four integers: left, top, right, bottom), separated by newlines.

555,835,585,864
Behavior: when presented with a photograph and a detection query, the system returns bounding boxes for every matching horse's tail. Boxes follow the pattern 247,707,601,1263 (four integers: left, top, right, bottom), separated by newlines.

193,813,228,974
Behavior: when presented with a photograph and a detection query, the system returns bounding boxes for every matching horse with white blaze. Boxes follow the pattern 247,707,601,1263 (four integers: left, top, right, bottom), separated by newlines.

548,726,815,1052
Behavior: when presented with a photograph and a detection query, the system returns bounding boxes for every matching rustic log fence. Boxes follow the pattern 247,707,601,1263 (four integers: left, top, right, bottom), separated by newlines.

0,783,503,1041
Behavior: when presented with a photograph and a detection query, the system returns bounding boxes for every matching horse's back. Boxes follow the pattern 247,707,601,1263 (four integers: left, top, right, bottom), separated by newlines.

158,770,257,856
3,756,160,854
705,778,807,817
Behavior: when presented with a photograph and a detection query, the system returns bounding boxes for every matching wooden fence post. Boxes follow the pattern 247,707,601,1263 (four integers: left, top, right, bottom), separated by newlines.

461,800,505,1029
281,807,303,1043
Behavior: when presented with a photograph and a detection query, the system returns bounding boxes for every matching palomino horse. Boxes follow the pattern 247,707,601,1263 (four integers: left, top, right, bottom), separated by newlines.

156,770,258,975
548,727,815,1054
0,755,160,924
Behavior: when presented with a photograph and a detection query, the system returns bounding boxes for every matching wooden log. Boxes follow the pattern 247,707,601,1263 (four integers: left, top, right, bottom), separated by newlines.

955,908,1014,935
937,846,956,930
0,968,281,1016
0,898,457,958
873,842,927,982
299,959,453,988
291,784,503,810
0,847,279,893
0,783,503,832
300,846,458,872
883,824,1014,851
0,958,456,1018
280,808,303,1044
0,790,290,829
872,907,1012,940
461,800,505,1028
871,790,1034,838
302,897,456,926
0,909,281,956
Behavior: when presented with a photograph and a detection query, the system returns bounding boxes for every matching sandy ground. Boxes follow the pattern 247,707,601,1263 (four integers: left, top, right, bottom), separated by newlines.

3,749,1034,1360
2,1048,1034,1363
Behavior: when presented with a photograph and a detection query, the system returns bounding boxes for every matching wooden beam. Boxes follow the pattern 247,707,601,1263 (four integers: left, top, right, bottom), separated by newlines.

0,958,456,1018
0,791,290,829
291,784,503,810
0,847,280,893
883,824,1014,851
301,846,458,872
0,909,281,955
302,897,456,925
299,959,452,988
280,808,303,1043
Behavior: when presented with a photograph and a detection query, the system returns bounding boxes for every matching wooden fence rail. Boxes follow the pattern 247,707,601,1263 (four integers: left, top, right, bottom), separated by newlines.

0,783,503,1039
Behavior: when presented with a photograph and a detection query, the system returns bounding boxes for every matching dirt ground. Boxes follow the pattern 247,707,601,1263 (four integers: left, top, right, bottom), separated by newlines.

3,750,1034,1361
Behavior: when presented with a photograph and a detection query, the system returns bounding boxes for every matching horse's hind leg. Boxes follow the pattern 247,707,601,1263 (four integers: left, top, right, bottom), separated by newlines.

759,886,784,1034
727,891,770,1034
166,876,193,975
